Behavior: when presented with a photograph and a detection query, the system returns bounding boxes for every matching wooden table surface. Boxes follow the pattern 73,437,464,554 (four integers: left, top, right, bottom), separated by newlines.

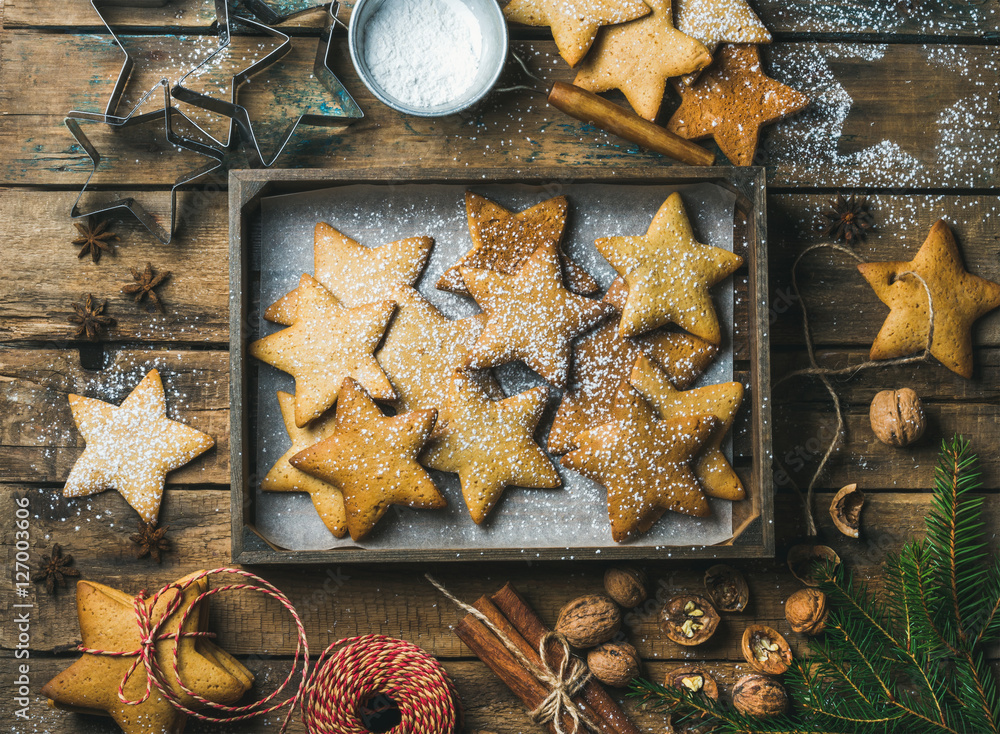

2,1,999,732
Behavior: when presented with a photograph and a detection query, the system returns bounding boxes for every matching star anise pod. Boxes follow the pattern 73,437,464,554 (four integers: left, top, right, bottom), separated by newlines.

122,262,171,313
72,216,119,263
69,294,117,341
130,520,171,563
822,194,875,242
35,543,81,594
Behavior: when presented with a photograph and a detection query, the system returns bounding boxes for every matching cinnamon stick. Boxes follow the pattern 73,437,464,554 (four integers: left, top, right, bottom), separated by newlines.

492,584,641,734
471,597,609,733
455,595,577,734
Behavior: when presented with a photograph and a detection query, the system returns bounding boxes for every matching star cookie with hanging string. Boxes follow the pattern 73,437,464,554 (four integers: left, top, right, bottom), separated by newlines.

503,0,652,66
857,219,1000,378
439,192,597,296
573,0,712,121
63,369,215,523
596,191,743,342
291,378,446,541
561,382,719,542
41,572,253,734
250,274,396,427
666,44,810,166
422,372,561,524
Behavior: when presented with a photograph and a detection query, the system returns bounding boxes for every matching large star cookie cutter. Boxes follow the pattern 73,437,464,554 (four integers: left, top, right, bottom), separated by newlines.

172,0,363,168
78,0,229,126
65,81,222,245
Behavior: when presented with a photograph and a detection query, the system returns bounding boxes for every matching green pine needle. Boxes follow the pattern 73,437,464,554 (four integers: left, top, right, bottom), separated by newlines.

629,435,1000,734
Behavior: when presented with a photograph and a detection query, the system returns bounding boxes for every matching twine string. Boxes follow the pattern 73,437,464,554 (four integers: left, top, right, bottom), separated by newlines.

774,241,934,534
427,574,599,734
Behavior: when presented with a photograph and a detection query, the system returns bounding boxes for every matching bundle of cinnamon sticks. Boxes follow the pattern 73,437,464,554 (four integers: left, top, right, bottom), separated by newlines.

455,583,640,734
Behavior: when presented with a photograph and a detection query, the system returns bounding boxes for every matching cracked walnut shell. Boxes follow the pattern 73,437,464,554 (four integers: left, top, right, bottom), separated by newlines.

664,666,719,700
659,594,720,646
741,624,793,675
555,594,621,648
870,388,926,447
704,564,749,612
786,588,828,635
830,483,865,538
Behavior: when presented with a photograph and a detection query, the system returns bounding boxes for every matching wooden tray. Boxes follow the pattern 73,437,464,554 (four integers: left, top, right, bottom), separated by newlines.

229,167,771,564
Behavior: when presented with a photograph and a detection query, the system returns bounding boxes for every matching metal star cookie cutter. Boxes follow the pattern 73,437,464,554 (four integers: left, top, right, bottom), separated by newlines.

79,0,227,126
65,81,223,245
240,0,328,24
172,0,363,168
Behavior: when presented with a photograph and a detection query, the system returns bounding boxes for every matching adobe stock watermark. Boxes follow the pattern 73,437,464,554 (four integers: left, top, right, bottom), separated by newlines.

11,495,33,720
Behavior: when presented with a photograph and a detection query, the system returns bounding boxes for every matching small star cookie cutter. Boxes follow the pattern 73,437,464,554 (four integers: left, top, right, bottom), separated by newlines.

171,0,363,168
65,81,222,245
81,0,229,126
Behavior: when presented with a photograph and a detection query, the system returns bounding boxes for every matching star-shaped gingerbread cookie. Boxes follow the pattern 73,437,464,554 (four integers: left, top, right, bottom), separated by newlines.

573,0,712,121
667,44,810,166
548,320,718,454
260,391,348,538
596,192,743,342
42,573,253,734
673,0,771,55
562,386,718,542
250,274,396,427
857,219,1000,378
290,378,446,541
438,192,597,296
503,0,651,67
376,288,503,413
461,245,613,388
630,354,744,500
422,373,561,524
265,222,433,325
64,369,215,523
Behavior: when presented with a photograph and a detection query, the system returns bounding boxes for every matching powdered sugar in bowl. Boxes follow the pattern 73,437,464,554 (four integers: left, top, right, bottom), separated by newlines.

349,0,508,117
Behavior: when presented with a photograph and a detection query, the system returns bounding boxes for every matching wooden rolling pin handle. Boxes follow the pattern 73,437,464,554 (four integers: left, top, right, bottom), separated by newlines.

547,81,716,167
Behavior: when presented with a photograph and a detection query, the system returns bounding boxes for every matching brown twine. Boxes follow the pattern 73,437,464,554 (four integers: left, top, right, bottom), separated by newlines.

426,575,600,734
774,241,934,535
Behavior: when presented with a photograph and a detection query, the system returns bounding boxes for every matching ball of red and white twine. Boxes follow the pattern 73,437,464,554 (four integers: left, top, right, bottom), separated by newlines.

76,567,461,733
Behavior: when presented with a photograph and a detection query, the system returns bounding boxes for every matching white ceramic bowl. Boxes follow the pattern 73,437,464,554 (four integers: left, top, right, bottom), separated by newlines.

348,0,509,117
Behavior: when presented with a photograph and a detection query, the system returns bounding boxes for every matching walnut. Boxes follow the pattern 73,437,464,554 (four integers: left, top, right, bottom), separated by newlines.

733,674,789,718
741,624,793,675
870,388,926,447
664,665,719,700
586,641,640,687
603,566,648,608
704,564,749,612
830,483,865,538
555,595,621,648
786,588,828,635
787,543,841,587
659,594,720,646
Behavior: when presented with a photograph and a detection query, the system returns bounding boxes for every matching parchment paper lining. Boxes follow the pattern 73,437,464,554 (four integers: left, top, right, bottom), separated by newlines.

253,183,738,552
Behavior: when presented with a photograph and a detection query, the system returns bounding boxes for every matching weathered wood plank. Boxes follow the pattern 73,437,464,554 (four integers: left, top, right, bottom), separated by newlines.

1,35,997,189
1,187,998,348
4,0,997,38
3,486,995,658
4,339,999,491
1,654,761,734
0,348,228,485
